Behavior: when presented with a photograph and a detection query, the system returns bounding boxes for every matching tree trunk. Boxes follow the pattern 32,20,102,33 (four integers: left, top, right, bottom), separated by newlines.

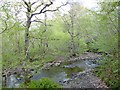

70,13,75,57
70,34,75,56
25,12,31,59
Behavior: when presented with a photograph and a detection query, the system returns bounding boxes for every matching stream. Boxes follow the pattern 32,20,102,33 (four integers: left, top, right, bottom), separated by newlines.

6,58,101,88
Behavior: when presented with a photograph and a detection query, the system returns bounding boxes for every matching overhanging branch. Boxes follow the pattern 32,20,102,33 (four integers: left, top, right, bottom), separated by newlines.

31,0,41,5
31,1,53,17
41,2,68,13
31,2,68,17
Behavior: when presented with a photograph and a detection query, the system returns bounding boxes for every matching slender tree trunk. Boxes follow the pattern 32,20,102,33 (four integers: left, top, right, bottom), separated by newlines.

42,12,47,59
22,0,67,59
77,36,80,54
70,35,75,56
70,13,75,56
25,11,31,59
25,21,30,59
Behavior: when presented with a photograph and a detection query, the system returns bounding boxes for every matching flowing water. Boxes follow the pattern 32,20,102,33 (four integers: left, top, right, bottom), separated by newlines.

6,59,100,88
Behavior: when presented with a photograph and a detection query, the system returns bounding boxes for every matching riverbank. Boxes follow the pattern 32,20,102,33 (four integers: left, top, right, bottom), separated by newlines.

63,69,108,88
2,52,109,88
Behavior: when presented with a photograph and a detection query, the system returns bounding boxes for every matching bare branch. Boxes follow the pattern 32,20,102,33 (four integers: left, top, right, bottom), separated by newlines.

31,16,43,23
31,1,53,16
31,2,68,17
32,2,44,12
31,0,41,5
42,2,68,13
31,2,53,16
22,0,29,7
31,20,44,23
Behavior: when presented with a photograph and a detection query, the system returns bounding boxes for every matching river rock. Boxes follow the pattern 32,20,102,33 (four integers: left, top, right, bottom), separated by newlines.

43,63,53,69
17,77,21,81
54,62,61,66
63,78,71,83
20,74,24,78
7,75,18,88
29,68,34,71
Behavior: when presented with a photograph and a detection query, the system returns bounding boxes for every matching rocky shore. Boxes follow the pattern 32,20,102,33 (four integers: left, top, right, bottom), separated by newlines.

63,69,108,88
2,52,108,88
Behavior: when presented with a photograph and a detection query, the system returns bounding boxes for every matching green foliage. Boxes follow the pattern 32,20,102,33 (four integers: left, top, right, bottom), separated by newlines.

1,0,119,89
79,39,88,53
94,57,120,89
86,5,118,56
99,1,119,14
91,35,118,54
20,78,62,89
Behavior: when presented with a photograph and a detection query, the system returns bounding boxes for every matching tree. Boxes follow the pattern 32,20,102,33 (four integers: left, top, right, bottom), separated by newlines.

62,2,86,57
85,1,118,56
21,0,68,60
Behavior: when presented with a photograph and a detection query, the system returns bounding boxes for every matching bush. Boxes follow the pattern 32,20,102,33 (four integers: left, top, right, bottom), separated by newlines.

20,77,62,89
94,57,120,89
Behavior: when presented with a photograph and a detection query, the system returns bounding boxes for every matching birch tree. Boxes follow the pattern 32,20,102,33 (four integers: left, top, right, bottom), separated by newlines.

62,2,85,57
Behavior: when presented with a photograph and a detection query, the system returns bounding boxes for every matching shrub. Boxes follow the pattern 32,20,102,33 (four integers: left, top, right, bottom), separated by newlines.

20,77,62,89
94,57,120,89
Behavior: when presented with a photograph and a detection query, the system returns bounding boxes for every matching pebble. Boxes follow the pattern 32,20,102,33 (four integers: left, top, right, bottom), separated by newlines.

63,71,108,88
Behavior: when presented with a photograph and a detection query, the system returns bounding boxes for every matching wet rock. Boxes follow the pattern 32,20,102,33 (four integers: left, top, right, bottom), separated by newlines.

63,65,70,68
45,63,53,67
63,71,108,88
63,81,66,83
7,71,11,77
72,73,77,78
29,68,34,71
13,71,17,74
58,61,62,63
14,83,19,88
43,61,62,68
59,80,62,83
17,78,21,81
20,74,24,78
54,62,61,66
7,75,19,88
28,75,33,79
2,73,6,77
63,78,70,84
